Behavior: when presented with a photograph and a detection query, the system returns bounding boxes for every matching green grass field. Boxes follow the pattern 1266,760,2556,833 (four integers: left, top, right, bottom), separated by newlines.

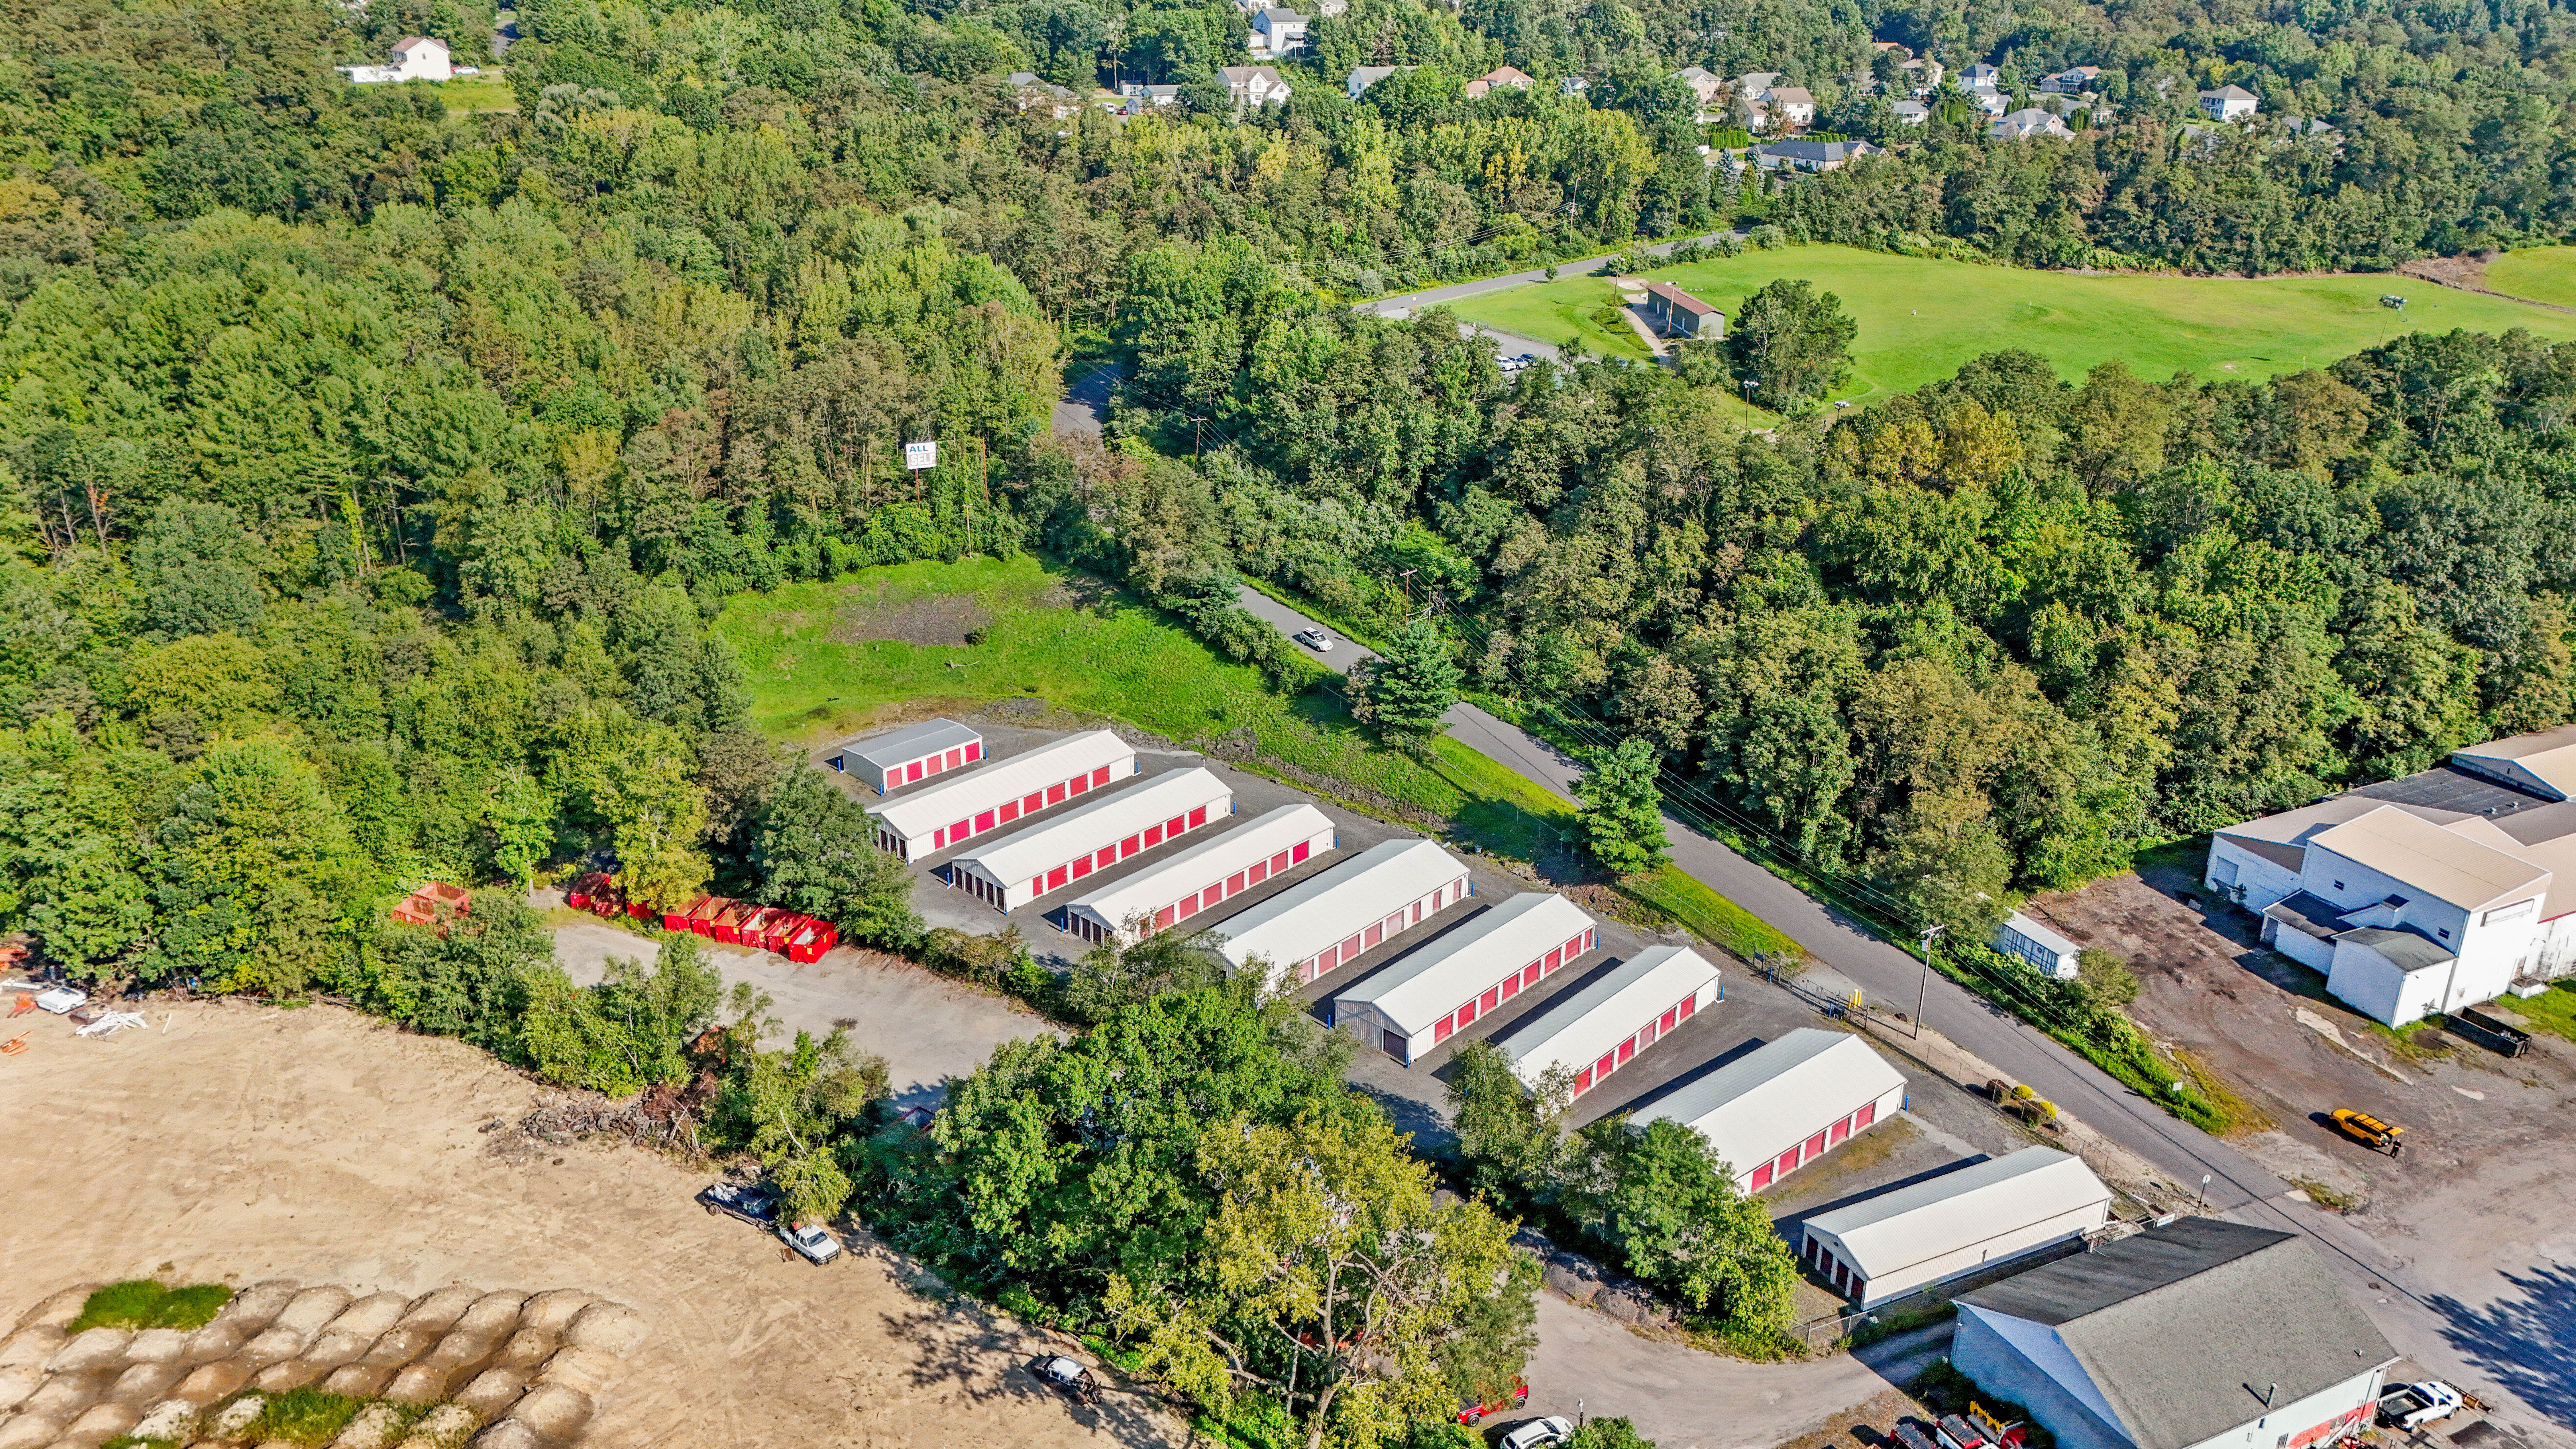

1448,244,2576,407
2481,246,2576,311
435,73,518,115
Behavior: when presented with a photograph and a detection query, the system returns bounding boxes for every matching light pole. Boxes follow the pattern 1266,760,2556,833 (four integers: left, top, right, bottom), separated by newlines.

1739,376,1757,426
2192,1172,2212,1216
1913,923,1944,1039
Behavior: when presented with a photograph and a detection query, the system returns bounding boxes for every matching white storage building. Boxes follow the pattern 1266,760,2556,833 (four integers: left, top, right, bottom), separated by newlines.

1066,803,1338,945
828,718,984,794
1993,910,2082,981
1798,1146,2112,1307
1629,1027,1905,1193
1332,892,1597,1065
1213,838,1474,991
866,730,1137,860
945,767,1232,912
1496,944,1721,1098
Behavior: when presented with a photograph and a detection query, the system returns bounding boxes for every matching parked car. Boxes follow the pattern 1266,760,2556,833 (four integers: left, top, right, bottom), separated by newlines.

1499,1417,1574,1449
2378,1381,2463,1431
697,1181,780,1228
2330,1108,2405,1156
778,1221,843,1265
1457,1378,1529,1424
1028,1353,1100,1405
1293,628,1336,653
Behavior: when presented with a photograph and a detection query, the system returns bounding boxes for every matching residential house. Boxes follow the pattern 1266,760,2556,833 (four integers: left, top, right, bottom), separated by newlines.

1675,65,1725,111
1954,1219,2397,1449
2278,114,2342,149
342,34,454,84
1123,83,1182,114
2198,82,2258,120
1248,7,1308,57
1890,98,1929,125
1346,65,1405,99
1767,85,1815,126
1962,61,2001,89
1219,64,1293,107
2037,64,2100,94
1559,74,1589,96
1992,107,2073,138
1004,71,1080,119
1464,64,1535,98
1900,57,1943,95
1753,137,1880,172
1640,281,1724,338
2203,722,2576,1023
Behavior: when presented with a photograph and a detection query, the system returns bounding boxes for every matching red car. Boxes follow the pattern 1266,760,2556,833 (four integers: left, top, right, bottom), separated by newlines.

1457,1379,1529,1424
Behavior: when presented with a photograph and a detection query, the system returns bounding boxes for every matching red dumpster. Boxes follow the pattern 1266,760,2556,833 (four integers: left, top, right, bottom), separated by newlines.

713,900,759,944
686,896,734,937
590,880,626,918
759,912,808,954
566,871,609,911
624,894,652,920
664,895,709,933
739,907,786,949
786,919,839,963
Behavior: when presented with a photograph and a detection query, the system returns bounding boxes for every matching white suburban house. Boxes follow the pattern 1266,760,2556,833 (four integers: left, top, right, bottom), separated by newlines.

1464,65,1535,98
2204,724,2576,1024
1675,65,1725,114
1123,83,1182,113
2198,83,2258,120
1219,64,1293,107
1767,85,1815,127
1901,57,1944,94
1993,107,2074,138
2038,64,2101,94
1891,99,1930,125
1248,8,1308,57
341,35,456,84
1346,65,1404,98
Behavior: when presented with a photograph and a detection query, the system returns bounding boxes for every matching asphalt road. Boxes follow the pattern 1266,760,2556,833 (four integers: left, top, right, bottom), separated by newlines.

1355,230,1743,319
1053,359,1120,437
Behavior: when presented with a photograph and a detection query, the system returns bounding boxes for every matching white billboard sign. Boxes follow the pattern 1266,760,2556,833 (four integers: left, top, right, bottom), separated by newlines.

904,440,938,471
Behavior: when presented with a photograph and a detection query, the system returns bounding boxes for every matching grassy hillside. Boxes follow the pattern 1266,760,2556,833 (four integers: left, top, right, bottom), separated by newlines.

2481,246,2576,311
1447,244,2576,405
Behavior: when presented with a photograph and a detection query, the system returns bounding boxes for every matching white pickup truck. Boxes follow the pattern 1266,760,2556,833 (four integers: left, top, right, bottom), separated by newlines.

2378,1381,2464,1431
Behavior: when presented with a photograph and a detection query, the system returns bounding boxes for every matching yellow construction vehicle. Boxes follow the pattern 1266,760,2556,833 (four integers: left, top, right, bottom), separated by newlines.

2331,1108,2405,1156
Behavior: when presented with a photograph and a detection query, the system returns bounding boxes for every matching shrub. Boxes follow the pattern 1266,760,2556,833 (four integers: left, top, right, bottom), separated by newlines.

70,1281,234,1332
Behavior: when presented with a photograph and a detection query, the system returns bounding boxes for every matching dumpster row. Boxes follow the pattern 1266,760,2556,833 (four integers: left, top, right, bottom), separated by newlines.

564,873,839,962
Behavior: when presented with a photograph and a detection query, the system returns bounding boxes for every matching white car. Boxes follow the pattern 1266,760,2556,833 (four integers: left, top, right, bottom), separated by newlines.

1501,1417,1574,1449
1293,628,1336,653
1029,1353,1100,1404
777,1222,842,1265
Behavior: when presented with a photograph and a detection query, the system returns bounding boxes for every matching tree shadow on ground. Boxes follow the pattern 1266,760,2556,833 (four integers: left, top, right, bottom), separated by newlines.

875,1297,1191,1446
2428,1260,2576,1434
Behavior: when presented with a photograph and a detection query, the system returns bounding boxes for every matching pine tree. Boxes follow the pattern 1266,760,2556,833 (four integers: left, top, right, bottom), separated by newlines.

1575,737,1670,877
1353,612,1460,746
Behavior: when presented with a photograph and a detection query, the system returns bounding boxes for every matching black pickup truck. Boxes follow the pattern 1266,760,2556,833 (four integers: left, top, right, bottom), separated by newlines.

697,1181,781,1227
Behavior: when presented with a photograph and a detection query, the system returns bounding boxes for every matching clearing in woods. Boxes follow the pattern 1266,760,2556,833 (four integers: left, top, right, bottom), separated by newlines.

1444,243,2576,405
2481,245,2576,310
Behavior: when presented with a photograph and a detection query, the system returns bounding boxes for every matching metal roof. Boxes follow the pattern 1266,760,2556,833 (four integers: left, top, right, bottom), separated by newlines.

1494,945,1720,1085
2452,723,2576,801
2306,805,2549,910
836,718,982,771
2337,925,2454,972
1644,280,1722,316
1067,803,1332,931
1803,1147,2109,1280
1627,1028,1904,1176
865,731,1134,837
1334,893,1595,1035
1211,839,1469,971
951,767,1230,883
1958,1219,2396,1449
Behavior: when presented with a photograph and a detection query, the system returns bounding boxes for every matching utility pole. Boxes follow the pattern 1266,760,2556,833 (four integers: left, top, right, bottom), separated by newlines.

977,435,988,507
1913,923,1944,1039
1398,566,1417,606
1188,414,1205,458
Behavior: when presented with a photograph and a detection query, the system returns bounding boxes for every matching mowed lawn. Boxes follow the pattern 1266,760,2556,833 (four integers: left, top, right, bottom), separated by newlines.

1446,244,2576,405
2481,246,2576,310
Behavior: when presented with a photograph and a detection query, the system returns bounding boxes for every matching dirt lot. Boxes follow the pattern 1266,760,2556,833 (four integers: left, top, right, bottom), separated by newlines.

0,999,1181,1449
2027,852,2576,1436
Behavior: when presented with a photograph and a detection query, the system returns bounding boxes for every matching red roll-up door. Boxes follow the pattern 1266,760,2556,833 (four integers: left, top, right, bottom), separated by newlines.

1248,861,1268,885
1342,934,1362,959
1156,905,1176,928
1661,1006,1679,1032
1166,816,1185,838
1096,847,1117,870
1047,866,1069,889
1523,962,1543,988
1574,1067,1593,1094
1124,833,1142,857
1048,782,1067,805
1806,1131,1828,1158
1596,1051,1616,1079
1271,850,1291,872
1545,947,1563,971
945,748,963,770
1678,993,1696,1020
966,742,982,762
907,761,924,783
1479,986,1499,1013
1144,824,1163,847
1457,998,1477,1025
1070,857,1092,879
1363,924,1383,948
1752,1163,1773,1191
1092,765,1111,786
1617,1039,1635,1064
1188,805,1208,827
1069,773,1089,795
976,810,995,832
1829,1116,1850,1145
999,800,1019,824
1856,1101,1876,1129
1499,973,1518,1001
1228,871,1247,894
1292,840,1310,863
1434,1015,1455,1043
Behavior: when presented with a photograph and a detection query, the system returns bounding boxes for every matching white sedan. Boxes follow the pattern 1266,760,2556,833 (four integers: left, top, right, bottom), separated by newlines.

1292,628,1337,653
1501,1417,1575,1449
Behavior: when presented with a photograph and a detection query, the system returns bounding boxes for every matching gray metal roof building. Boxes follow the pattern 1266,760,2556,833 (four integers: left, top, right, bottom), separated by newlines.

829,718,985,794
1953,1218,2397,1449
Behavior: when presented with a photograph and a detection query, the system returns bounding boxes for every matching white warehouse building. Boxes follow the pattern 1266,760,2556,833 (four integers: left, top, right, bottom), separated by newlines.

1798,1146,2112,1307
866,730,1137,860
1629,1028,1905,1193
2203,723,2576,1025
1066,802,1336,945
1496,944,1721,1098
944,767,1232,912
1332,893,1597,1065
1212,838,1473,992
828,718,984,794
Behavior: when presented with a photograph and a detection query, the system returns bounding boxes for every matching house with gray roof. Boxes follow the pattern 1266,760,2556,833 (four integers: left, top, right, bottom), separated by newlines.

1953,1218,2396,1449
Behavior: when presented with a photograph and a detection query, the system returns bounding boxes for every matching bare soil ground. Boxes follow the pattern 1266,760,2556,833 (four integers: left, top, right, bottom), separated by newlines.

0,999,1183,1449
831,588,994,648
2026,855,2576,1436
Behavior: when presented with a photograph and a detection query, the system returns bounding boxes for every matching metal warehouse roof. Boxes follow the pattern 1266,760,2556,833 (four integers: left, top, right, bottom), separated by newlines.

1496,945,1720,1085
951,767,1229,882
1958,1219,2396,1449
866,730,1133,836
1335,892,1595,1035
1068,803,1332,928
2306,805,2549,910
2453,722,2576,801
1212,839,1467,970
1628,1028,1903,1173
838,718,982,770
1805,1146,2109,1281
